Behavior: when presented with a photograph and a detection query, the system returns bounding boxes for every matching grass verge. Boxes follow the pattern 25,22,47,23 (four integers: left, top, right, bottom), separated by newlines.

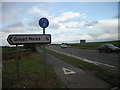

73,40,120,47
43,47,119,87
2,53,61,88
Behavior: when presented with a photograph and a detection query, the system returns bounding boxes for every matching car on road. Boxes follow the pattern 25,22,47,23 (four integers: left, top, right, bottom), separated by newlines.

61,44,67,48
98,44,120,53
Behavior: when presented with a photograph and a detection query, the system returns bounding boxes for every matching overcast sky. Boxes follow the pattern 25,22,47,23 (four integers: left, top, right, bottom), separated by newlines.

0,1,119,46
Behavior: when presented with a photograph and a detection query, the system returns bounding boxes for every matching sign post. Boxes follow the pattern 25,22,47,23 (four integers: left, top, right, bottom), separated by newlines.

16,45,19,85
39,17,49,81
7,17,51,85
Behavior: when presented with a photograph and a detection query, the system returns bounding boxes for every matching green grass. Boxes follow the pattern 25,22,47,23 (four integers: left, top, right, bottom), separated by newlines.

75,40,120,46
2,53,61,88
43,47,119,87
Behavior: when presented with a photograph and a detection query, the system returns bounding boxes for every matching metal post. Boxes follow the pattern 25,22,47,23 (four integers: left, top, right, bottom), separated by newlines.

43,28,47,81
16,45,19,84
43,28,45,35
43,44,47,72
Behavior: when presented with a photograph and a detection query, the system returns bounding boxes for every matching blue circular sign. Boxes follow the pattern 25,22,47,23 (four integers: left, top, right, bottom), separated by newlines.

39,17,49,28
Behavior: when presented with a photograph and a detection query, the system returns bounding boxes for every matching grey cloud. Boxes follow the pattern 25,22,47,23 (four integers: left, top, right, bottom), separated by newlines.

28,18,43,31
8,22,23,27
2,2,23,23
2,22,24,33
89,32,102,39
65,26,79,30
29,19,39,27
77,33,82,35
49,23,60,29
84,21,98,27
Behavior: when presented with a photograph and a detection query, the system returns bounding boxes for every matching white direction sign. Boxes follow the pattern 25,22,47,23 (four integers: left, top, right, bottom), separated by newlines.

7,34,51,45
63,67,76,75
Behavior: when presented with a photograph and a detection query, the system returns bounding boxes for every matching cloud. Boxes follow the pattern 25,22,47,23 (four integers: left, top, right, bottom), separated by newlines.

98,33,118,40
28,18,41,30
2,22,24,33
27,5,50,31
82,19,118,34
83,21,98,27
49,11,85,30
29,11,85,31
52,33,93,44
58,21,80,31
53,11,85,23
95,19,118,34
28,6,48,17
89,32,103,39
2,2,23,23
89,32,118,41
81,19,118,41
49,22,60,29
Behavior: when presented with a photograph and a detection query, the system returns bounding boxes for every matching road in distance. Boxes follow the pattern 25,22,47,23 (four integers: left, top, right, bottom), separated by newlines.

47,45,119,71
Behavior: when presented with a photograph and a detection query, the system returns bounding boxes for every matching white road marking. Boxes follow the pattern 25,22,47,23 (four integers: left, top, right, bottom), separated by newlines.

48,48,117,68
63,67,76,75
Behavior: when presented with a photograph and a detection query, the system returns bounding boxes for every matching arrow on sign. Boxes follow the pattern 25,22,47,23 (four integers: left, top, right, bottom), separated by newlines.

63,67,76,75
7,36,14,45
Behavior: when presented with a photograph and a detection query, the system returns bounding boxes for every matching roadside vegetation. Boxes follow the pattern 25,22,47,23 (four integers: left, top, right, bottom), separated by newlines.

43,47,119,87
73,40,120,46
2,47,62,88
2,46,21,53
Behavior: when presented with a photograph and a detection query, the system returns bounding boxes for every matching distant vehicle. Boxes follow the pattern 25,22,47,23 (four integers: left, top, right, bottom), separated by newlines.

98,44,120,53
61,44,67,48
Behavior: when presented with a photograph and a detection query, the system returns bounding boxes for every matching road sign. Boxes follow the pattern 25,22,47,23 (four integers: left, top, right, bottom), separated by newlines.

39,17,49,28
80,40,86,44
7,34,51,45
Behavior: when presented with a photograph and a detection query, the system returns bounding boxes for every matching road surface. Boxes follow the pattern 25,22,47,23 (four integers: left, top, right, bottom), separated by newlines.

47,45,119,72
37,48,111,88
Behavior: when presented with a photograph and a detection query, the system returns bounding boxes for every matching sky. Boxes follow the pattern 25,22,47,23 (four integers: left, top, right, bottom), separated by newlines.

0,1,119,46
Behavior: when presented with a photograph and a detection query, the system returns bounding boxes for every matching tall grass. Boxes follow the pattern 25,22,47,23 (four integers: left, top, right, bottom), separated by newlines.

2,53,61,88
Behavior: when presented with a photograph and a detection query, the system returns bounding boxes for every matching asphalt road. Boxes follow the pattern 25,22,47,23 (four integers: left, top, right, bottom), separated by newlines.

47,45,119,71
37,48,110,88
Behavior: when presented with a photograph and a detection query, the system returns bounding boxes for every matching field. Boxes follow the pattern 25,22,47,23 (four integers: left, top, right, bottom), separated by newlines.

2,47,62,88
76,40,119,46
